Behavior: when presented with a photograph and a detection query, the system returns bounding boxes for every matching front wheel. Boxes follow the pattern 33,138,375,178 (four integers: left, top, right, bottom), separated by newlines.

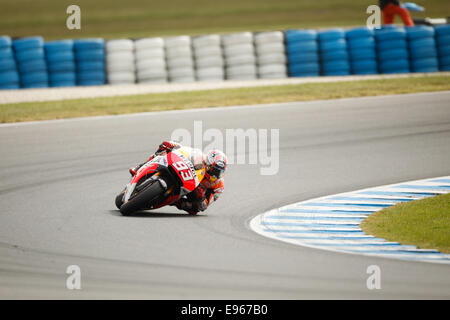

119,181,164,216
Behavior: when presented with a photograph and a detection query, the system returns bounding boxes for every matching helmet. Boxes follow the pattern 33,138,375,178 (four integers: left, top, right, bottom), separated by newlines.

205,149,227,181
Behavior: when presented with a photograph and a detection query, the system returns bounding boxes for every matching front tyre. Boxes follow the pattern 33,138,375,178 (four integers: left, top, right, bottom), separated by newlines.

119,181,164,216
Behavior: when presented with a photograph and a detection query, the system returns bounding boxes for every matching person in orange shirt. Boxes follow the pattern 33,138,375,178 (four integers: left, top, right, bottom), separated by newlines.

380,0,415,26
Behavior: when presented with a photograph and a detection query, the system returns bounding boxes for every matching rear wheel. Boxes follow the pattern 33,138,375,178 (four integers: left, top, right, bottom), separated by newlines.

119,181,164,216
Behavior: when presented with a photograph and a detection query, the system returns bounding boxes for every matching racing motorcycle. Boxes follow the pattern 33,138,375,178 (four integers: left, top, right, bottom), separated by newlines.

115,146,206,216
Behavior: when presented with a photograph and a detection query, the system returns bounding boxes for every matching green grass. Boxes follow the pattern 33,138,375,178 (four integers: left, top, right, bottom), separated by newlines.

1,75,449,123
361,193,450,253
2,0,449,40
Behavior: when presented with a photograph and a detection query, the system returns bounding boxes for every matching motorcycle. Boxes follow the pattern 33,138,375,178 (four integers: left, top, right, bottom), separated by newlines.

115,146,206,216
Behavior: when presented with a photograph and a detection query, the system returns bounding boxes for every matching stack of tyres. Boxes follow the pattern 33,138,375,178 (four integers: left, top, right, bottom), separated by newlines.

345,27,378,75
135,37,167,83
222,32,257,80
375,26,410,74
192,35,224,82
254,31,287,79
318,29,350,76
44,40,76,87
74,39,105,86
0,36,20,89
106,39,135,85
406,26,438,73
13,36,48,88
164,36,195,83
285,30,319,77
434,25,450,71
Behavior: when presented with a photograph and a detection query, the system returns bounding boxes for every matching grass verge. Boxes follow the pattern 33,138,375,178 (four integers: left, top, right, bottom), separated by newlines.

2,0,449,40
361,193,450,253
1,75,450,123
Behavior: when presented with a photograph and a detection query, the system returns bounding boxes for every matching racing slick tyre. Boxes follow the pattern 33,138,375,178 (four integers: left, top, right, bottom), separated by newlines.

119,181,165,216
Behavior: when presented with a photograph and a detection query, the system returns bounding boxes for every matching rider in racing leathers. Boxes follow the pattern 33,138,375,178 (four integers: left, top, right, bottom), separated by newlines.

129,141,227,215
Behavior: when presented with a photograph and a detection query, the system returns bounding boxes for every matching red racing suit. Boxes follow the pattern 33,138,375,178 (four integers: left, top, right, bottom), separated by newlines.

131,141,224,215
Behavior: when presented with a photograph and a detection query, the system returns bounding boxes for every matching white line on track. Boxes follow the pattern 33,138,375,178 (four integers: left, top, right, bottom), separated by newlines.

249,176,450,264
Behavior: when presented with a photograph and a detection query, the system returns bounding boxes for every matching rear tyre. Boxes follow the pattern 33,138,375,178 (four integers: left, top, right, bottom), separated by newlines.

119,181,164,216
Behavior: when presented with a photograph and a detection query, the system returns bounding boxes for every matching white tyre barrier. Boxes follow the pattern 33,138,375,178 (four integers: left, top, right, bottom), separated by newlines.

164,36,195,83
226,64,257,78
192,35,221,48
164,36,191,48
257,52,287,65
137,68,167,80
254,31,284,45
226,54,256,66
254,31,287,79
106,39,135,85
194,46,222,58
196,67,224,81
195,56,224,68
107,72,136,84
223,43,254,57
135,37,167,83
135,48,165,61
134,37,164,51
106,39,134,53
221,32,253,46
222,32,256,80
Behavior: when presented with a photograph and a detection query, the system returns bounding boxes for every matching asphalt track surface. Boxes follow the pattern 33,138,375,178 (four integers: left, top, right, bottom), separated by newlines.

0,91,449,299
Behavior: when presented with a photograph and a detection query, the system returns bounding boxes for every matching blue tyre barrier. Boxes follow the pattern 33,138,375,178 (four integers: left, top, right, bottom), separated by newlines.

74,38,104,51
286,41,318,54
322,60,350,72
320,49,348,61
375,28,406,41
439,55,450,66
18,60,47,73
379,59,410,73
287,52,318,64
286,30,320,78
349,48,376,60
378,48,408,60
75,49,105,62
351,59,378,74
0,36,12,49
318,29,345,41
346,27,374,39
377,39,408,51
406,26,435,40
434,25,450,37
74,38,105,86
76,61,105,72
318,29,350,76
409,38,436,51
44,40,74,53
438,44,450,56
13,37,48,88
0,58,17,72
12,37,44,51
15,48,45,63
410,47,438,59
0,83,20,89
49,72,76,82
0,47,14,60
289,62,320,76
20,71,49,87
46,51,75,63
285,30,316,43
47,61,76,73
411,58,439,72
319,39,347,52
45,39,76,88
76,71,105,82
437,35,450,46
347,37,375,50
0,70,20,85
